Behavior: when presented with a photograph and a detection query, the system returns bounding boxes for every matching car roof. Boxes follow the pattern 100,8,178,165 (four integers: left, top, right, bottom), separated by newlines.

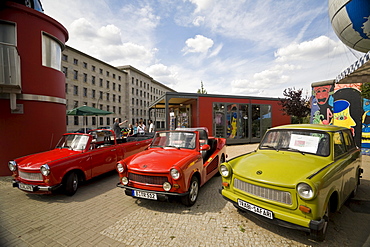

270,124,349,132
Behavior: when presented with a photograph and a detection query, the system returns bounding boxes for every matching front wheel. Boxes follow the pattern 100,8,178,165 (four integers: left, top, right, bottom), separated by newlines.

181,176,199,206
311,201,330,242
64,172,79,196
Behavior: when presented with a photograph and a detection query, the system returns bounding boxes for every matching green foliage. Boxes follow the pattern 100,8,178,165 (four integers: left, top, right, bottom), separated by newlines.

360,83,370,99
279,88,311,124
197,81,207,94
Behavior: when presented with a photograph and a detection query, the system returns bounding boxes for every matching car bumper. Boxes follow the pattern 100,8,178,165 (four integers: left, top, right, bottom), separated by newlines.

219,188,325,233
12,180,62,193
117,183,189,201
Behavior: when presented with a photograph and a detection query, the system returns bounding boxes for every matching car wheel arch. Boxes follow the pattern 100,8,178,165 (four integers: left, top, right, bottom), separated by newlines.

63,169,85,184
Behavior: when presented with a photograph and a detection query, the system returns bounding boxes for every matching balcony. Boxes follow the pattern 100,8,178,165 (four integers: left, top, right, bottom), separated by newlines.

0,43,21,94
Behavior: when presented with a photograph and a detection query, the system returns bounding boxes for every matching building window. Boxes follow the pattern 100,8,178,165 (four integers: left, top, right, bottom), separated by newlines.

106,93,110,101
73,100,78,108
92,89,96,99
73,70,78,80
136,79,138,86
107,105,110,111
136,89,138,96
132,77,134,84
65,83,68,93
106,71,109,77
118,76,121,81
83,87,87,97
119,107,121,114
92,76,95,85
99,68,103,74
99,91,103,100
113,106,116,113
140,80,142,87
99,78,103,87
73,59,78,65
113,94,116,102
106,80,109,89
118,84,121,92
107,117,110,125
132,98,134,104
74,116,79,125
100,117,103,125
83,73,87,83
83,62,87,68
92,65,95,71
132,88,134,94
62,54,68,61
42,33,62,70
113,83,116,90
62,67,68,77
113,74,116,79
136,99,138,105
118,96,121,103
92,117,96,126
73,85,78,95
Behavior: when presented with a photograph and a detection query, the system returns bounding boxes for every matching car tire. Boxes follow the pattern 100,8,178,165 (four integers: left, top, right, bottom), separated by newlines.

311,201,330,242
64,172,79,196
181,176,199,207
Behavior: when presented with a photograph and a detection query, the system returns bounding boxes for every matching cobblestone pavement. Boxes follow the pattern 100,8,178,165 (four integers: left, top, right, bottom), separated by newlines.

1,144,370,247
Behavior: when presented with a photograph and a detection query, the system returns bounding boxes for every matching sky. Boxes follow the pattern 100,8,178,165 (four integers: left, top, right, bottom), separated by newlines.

42,0,364,98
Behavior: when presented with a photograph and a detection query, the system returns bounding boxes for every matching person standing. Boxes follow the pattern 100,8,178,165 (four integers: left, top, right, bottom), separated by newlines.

148,119,154,133
137,121,145,135
133,122,138,135
113,118,127,138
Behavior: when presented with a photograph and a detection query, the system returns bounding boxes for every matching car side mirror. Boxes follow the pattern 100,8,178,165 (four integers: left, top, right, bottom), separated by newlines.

200,144,210,151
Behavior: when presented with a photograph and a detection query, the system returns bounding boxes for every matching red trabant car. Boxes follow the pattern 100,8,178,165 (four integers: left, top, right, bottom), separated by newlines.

116,127,227,206
8,129,153,196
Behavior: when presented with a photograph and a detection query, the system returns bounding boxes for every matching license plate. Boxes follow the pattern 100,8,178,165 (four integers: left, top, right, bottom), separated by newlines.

18,183,34,192
237,199,273,219
132,190,157,200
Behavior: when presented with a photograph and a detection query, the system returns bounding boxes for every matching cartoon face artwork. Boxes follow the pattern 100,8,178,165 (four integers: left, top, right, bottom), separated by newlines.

314,85,332,105
333,100,356,129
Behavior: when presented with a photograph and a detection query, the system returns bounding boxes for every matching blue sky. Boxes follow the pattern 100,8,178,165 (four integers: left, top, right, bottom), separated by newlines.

42,0,363,97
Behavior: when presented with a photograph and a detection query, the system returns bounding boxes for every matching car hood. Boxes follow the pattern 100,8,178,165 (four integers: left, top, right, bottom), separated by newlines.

127,148,198,172
231,151,328,187
15,149,80,170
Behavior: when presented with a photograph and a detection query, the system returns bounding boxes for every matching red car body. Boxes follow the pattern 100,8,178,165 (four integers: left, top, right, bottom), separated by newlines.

9,129,153,196
116,127,227,206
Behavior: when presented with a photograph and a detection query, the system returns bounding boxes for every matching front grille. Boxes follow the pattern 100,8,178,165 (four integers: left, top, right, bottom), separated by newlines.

19,171,43,181
128,173,168,185
234,178,292,205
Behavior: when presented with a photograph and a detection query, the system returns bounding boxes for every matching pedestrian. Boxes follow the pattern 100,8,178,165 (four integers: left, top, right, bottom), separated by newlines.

138,121,145,135
113,118,127,138
127,124,134,136
148,120,154,133
133,122,138,135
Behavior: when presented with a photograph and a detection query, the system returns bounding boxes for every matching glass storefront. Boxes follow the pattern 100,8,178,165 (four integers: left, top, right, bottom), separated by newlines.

213,102,272,143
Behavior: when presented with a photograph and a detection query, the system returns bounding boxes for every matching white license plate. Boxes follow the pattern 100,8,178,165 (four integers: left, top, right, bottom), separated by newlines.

18,183,34,192
237,199,273,219
132,190,157,200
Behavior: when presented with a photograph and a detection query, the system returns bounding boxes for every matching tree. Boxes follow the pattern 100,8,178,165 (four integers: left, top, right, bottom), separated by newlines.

197,81,207,94
279,88,311,124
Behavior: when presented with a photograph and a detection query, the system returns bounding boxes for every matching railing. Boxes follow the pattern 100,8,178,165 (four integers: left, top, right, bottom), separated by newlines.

0,43,21,91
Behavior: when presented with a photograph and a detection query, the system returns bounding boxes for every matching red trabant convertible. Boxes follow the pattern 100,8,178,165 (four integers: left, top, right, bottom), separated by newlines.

8,130,153,196
116,127,227,206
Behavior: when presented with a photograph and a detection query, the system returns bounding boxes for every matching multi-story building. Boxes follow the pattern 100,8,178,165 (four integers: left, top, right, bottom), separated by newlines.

62,46,175,132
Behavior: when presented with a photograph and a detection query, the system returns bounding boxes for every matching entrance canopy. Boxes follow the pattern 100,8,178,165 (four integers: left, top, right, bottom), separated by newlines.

335,51,370,84
149,93,198,109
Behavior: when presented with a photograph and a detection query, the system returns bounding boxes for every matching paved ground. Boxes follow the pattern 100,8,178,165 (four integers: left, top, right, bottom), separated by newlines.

1,144,370,247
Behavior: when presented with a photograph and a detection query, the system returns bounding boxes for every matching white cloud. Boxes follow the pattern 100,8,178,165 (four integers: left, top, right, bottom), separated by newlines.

182,35,214,54
192,16,205,26
274,36,344,62
188,0,214,13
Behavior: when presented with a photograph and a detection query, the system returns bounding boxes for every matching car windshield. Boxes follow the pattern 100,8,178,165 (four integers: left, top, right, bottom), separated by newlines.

151,131,196,149
56,134,89,151
259,129,330,156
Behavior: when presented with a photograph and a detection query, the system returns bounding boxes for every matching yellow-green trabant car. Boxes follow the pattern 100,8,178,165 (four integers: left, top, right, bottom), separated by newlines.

219,124,362,241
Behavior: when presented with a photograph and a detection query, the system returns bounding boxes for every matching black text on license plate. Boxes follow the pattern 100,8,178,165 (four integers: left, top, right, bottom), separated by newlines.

237,199,273,219
18,183,34,192
132,190,157,200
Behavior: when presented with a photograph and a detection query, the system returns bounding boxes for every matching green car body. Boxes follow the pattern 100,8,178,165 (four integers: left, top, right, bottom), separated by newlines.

219,124,362,241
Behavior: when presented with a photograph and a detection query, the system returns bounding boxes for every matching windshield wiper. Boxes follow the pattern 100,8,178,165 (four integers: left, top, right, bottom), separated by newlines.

278,147,305,155
262,145,279,151
165,146,180,149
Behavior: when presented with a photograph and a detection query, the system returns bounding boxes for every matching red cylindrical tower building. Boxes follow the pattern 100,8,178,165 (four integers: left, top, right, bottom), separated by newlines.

0,2,69,175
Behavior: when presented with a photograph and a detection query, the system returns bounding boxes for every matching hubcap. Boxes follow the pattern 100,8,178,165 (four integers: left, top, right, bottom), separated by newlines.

189,181,198,202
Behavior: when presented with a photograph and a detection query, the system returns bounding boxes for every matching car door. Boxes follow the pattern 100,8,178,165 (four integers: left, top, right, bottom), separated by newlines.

90,144,118,177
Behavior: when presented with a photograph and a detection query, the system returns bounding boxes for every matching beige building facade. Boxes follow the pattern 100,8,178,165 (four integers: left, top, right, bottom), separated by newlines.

62,46,175,133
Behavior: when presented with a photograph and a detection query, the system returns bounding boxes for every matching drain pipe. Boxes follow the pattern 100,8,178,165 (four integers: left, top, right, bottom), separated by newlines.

10,93,16,110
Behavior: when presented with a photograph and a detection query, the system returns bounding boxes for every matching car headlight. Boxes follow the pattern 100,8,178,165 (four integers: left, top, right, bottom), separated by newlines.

297,183,314,200
170,168,180,179
8,161,17,172
219,164,230,177
163,182,172,191
117,163,125,173
40,164,50,176
121,177,129,185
